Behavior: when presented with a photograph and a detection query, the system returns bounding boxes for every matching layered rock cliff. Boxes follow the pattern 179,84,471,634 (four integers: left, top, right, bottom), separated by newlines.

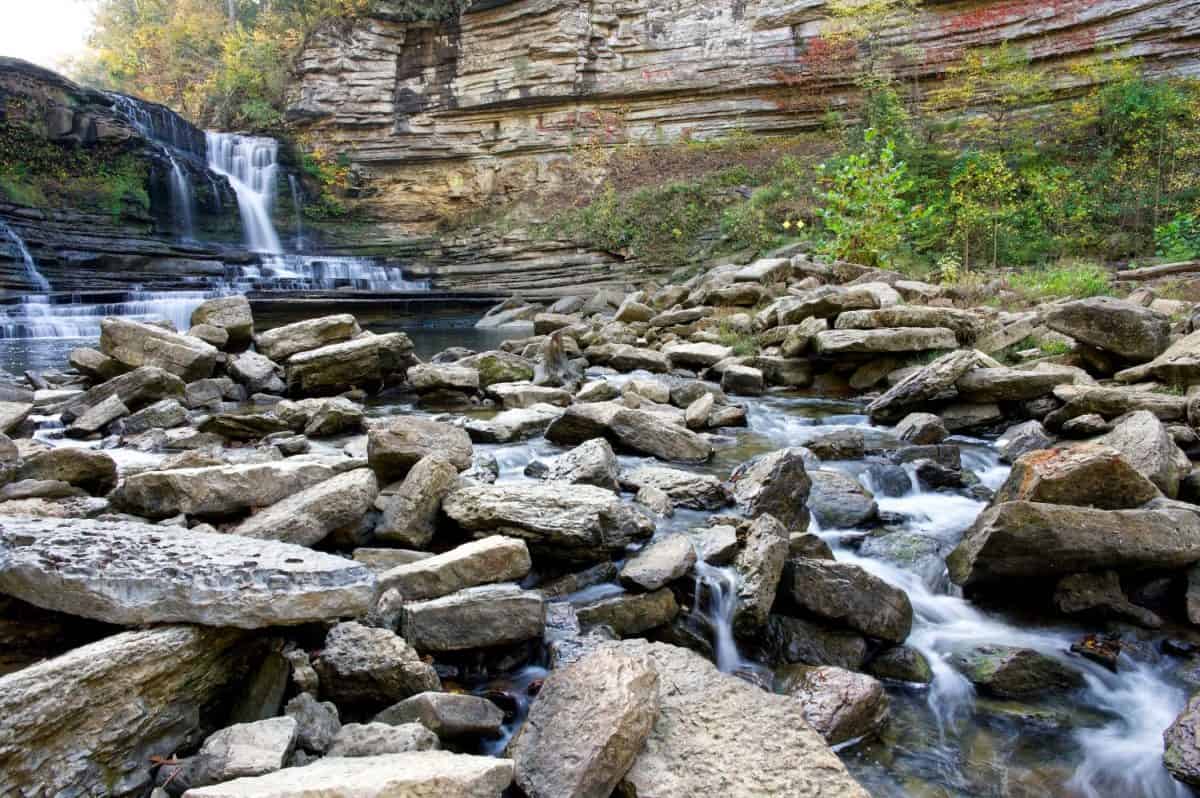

288,0,1200,238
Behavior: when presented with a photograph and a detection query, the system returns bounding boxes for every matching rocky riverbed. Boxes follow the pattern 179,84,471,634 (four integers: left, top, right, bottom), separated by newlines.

3,254,1200,796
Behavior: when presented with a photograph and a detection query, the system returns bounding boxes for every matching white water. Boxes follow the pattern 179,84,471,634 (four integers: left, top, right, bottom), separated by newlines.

0,291,214,340
109,94,198,241
206,132,283,254
1,220,51,292
692,557,749,673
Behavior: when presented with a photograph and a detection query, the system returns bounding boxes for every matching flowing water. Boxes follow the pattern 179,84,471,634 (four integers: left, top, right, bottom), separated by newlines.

206,132,282,254
109,94,198,241
1,220,51,292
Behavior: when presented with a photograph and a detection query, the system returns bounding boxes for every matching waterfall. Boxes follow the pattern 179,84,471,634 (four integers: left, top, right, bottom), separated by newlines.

167,157,196,241
288,174,305,252
206,132,283,254
691,559,746,674
0,291,212,340
0,221,51,292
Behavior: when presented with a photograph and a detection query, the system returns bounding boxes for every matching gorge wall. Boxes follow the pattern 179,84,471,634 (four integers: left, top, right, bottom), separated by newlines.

289,0,1200,234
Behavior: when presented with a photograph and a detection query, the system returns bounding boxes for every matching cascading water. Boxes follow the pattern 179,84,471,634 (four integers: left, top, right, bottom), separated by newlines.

1,220,51,292
206,132,283,254
109,94,198,241
691,558,749,674
288,174,305,252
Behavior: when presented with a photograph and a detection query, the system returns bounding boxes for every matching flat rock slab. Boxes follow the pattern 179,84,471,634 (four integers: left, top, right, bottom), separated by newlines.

0,517,375,628
184,751,513,798
114,460,342,518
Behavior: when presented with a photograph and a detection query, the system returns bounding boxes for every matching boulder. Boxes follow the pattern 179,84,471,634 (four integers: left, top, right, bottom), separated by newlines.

229,351,284,394
544,438,620,492
807,470,877,528
814,328,957,354
834,306,982,343
60,366,185,424
408,363,480,393
69,346,125,381
326,722,438,758
232,469,379,547
1045,297,1170,362
732,515,789,633
1052,384,1186,422
0,517,375,628
602,641,868,798
602,406,712,463
65,392,128,437
118,397,189,435
113,460,340,518
663,342,734,370
777,285,882,325
996,420,1053,463
866,645,933,684
379,536,531,601
995,445,1159,509
0,401,30,435
375,692,504,739
867,349,981,422
575,589,679,637
196,717,297,783
443,483,653,562
620,466,728,510
730,448,812,532
459,350,535,387
465,403,562,443
720,364,765,396
948,501,1200,587
353,548,432,573
760,614,869,670
783,558,913,643
191,295,254,349
776,665,889,745
619,534,697,592
1099,410,1191,497
585,343,669,373
512,648,658,798
191,322,230,349
1165,694,1200,787
286,333,414,396
401,584,545,652
279,396,365,437
1053,571,1163,628
285,693,340,754
948,645,1084,698
314,622,440,709
374,454,460,547
894,412,947,445
368,416,473,481
17,447,117,495
100,318,217,381
254,314,360,362
0,626,249,798
487,382,572,409
182,752,512,798
1116,329,1200,385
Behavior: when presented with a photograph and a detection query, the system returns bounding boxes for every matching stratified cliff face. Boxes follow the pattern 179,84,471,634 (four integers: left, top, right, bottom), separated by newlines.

288,0,1200,232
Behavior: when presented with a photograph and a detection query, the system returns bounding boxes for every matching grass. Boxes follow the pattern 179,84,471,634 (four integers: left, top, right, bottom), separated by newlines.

1001,260,1114,301
717,322,761,357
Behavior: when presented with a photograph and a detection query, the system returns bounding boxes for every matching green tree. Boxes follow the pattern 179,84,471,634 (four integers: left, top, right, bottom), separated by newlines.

816,129,912,267
948,152,1017,269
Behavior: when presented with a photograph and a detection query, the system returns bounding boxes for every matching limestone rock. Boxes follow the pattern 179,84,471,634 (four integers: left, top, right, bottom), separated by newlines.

663,342,734,370
575,589,679,637
401,583,545,652
379,536,532,601
720,364,765,396
730,447,812,532
315,622,440,709
0,517,375,628
777,665,889,745
895,412,947,445
732,514,789,633
60,366,185,424
100,318,218,381
814,327,957,355
487,381,572,409
443,482,653,562
760,614,869,671
182,751,513,798
1165,694,1200,787
375,692,504,739
0,625,249,798
544,438,620,491
1099,410,1192,498
808,469,877,528
955,366,1069,402
326,722,438,757
948,645,1084,698
867,349,981,422
229,351,284,394
512,648,659,798
465,403,562,443
1045,297,1170,362
191,295,254,350
113,460,341,518
375,454,460,546
995,444,1159,509
408,362,480,393
368,416,472,481
1054,571,1163,628
285,333,414,395
619,534,696,592
284,693,340,754
197,717,297,783
620,466,728,510
996,419,1053,463
17,447,117,495
254,314,360,362
232,468,379,547
783,558,913,643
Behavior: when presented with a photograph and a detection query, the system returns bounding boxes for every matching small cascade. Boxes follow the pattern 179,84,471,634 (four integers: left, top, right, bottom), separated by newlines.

288,174,305,252
691,559,746,674
206,132,283,254
0,291,214,340
237,255,429,292
109,93,199,241
0,221,51,292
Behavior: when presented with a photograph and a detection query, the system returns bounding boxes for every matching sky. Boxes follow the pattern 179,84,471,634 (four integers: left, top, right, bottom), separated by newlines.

0,1,95,72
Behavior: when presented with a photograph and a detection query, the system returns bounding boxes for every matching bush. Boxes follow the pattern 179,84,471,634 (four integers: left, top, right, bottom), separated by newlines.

1156,213,1200,260
1008,261,1113,300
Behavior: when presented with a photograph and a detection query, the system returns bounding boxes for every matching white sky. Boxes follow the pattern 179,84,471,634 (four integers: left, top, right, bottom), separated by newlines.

0,1,95,72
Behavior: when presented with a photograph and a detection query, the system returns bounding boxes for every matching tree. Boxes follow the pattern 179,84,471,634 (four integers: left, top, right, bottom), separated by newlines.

948,152,1017,269
816,129,913,267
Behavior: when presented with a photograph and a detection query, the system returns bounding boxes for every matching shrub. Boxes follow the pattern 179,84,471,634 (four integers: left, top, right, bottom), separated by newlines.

1007,260,1113,300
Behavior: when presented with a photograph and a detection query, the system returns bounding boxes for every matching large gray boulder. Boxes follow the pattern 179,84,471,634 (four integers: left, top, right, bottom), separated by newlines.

191,295,254,350
867,349,980,422
783,558,913,643
113,460,341,518
1045,297,1170,362
575,589,679,637
619,534,697,592
948,501,1200,586
465,403,563,443
374,454,460,547
807,469,877,528
368,416,473,482
375,692,504,739
947,645,1083,698
544,438,620,492
195,717,297,783
325,722,438,758
546,402,712,463
1099,410,1192,497
286,333,414,396
761,614,868,671
600,641,868,798
232,469,379,547
0,517,375,628
254,314,360,362
229,351,284,394
443,483,653,562
100,318,218,381
1165,694,1200,787
401,584,545,653
315,622,440,709
620,466,729,510
17,448,117,495
995,444,1159,509
1116,328,1200,385
512,648,659,798
0,626,251,797
183,752,513,798
777,665,889,745
59,365,185,424
955,366,1070,402
730,447,813,532
732,515,790,633
379,536,531,601
814,327,957,354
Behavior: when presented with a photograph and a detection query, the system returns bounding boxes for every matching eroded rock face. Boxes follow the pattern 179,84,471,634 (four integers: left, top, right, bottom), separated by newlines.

0,625,251,797
0,517,375,628
512,648,659,798
100,318,218,381
442,482,653,562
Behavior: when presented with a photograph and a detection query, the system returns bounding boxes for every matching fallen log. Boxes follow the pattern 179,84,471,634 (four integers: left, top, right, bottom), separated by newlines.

1114,259,1200,281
